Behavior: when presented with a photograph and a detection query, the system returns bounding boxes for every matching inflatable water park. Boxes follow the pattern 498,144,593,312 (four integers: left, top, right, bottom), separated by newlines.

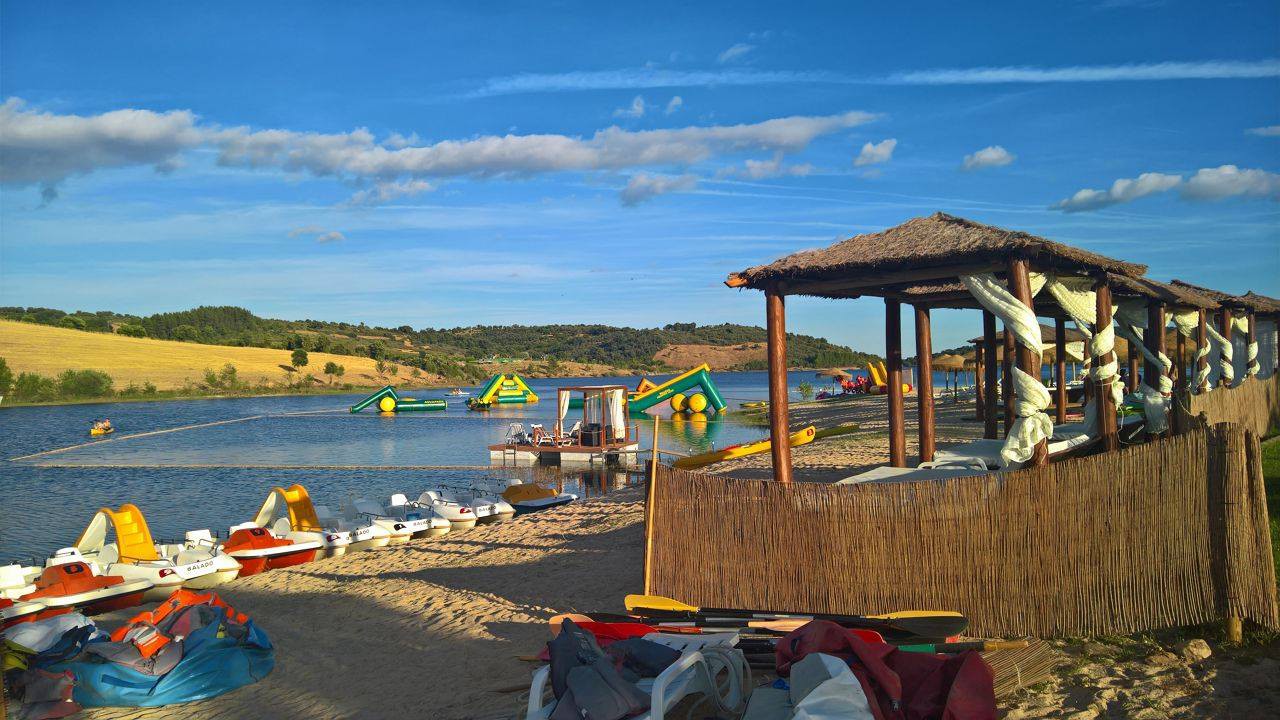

349,385,447,413
567,363,727,415
467,372,539,410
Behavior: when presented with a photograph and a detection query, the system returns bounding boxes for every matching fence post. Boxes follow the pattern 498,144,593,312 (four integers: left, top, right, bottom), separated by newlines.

1209,423,1245,642
643,430,659,595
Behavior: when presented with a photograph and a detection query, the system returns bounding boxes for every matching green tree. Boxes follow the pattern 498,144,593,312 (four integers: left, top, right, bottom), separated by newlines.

367,342,385,360
291,348,309,369
57,369,114,398
0,358,12,396
173,324,201,342
13,372,58,402
323,360,340,384
58,315,87,330
116,324,147,338
375,359,387,377
797,381,815,401
334,364,345,383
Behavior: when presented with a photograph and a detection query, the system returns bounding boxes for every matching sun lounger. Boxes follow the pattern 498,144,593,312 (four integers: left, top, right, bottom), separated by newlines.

742,652,875,720
524,632,747,720
837,465,989,485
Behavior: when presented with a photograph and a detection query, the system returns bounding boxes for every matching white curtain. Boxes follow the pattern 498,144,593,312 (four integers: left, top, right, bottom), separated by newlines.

1114,299,1173,434
607,389,626,440
1259,319,1278,379
557,391,571,433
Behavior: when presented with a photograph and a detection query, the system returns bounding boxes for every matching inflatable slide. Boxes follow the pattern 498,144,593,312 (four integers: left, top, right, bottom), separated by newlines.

467,373,539,410
350,386,446,413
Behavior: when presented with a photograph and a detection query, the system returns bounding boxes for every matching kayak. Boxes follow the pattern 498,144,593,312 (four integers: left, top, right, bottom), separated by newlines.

90,427,114,436
673,425,817,470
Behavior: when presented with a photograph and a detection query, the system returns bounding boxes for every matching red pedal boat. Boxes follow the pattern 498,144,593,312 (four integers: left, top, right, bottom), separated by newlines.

20,561,152,616
220,525,321,576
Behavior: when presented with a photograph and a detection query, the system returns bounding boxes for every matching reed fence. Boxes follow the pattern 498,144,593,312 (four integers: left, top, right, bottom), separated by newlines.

644,423,1277,638
1185,374,1280,439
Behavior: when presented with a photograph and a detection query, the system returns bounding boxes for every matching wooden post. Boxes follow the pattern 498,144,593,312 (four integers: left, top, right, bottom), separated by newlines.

1197,310,1209,393
1246,312,1258,377
765,288,793,483
975,344,986,422
642,416,658,594
649,414,660,481
1175,325,1187,434
1218,308,1233,388
1095,279,1119,452
914,305,935,463
886,299,906,468
1008,258,1047,465
1054,318,1067,424
1127,341,1140,394
983,311,999,439
1002,324,1015,437
1144,302,1166,439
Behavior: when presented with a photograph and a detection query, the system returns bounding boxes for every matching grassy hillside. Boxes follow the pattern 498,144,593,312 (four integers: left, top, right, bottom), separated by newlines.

0,319,418,391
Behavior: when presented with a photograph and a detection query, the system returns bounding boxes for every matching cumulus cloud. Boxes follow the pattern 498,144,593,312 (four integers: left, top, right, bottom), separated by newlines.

1051,172,1182,212
962,145,1015,171
619,173,697,205
1180,165,1280,200
717,43,755,64
853,138,896,167
721,152,814,180
289,225,346,243
1246,125,1280,137
665,96,683,115
0,97,876,206
0,98,203,202
613,95,647,118
344,179,435,206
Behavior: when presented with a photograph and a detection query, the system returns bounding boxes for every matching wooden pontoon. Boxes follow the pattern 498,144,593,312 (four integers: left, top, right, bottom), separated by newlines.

489,385,640,466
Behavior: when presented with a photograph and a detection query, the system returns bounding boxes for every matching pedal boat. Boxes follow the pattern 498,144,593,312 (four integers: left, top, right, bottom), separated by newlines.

1,564,66,628
412,490,477,531
314,504,393,551
457,487,516,524
22,559,152,615
343,498,416,544
251,485,354,558
221,524,322,576
383,494,452,538
71,504,243,599
494,479,578,515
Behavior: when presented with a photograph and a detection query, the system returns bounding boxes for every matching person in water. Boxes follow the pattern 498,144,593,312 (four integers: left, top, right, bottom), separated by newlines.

93,418,112,431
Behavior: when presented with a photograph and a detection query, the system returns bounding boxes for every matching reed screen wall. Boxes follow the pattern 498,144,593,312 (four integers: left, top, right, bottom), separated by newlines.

645,424,1277,638
1186,374,1280,439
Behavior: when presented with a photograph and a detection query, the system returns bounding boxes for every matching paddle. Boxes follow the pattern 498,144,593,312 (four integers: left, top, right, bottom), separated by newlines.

549,613,886,643
896,639,1029,654
623,594,968,640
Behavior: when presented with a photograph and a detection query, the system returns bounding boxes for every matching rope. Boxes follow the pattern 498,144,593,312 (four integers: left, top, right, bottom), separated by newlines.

1170,309,1211,392
961,273,1052,467
8,414,271,461
1114,300,1173,433
22,463,498,470
1206,318,1233,387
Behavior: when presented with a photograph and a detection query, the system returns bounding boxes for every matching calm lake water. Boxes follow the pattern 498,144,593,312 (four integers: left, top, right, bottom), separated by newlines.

0,370,841,562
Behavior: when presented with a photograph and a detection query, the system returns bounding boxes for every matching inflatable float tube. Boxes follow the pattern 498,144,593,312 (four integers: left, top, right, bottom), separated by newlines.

673,425,817,470
90,427,114,437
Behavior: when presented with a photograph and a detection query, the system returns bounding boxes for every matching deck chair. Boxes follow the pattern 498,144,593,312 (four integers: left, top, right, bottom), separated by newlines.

558,420,582,446
506,423,528,445
524,632,748,720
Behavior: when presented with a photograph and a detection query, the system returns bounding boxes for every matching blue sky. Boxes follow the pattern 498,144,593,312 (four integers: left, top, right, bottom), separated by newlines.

1,1,1277,354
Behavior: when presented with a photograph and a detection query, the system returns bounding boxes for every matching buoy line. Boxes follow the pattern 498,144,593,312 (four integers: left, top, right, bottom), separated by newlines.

21,463,497,470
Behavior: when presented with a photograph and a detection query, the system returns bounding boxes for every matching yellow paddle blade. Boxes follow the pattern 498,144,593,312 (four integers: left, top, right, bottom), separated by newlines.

624,594,698,613
548,613,594,637
866,610,964,620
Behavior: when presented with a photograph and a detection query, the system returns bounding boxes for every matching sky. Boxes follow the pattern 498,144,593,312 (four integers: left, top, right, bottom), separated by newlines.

1,0,1278,354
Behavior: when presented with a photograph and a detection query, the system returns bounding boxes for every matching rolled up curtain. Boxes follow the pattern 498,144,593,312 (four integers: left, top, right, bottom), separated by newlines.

558,391,571,433
1114,300,1173,434
607,388,626,440
1170,309,1210,393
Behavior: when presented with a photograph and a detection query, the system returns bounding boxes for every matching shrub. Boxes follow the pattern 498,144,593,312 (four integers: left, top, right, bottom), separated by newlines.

58,315,87,330
116,324,147,338
0,358,12,395
13,372,58,402
57,369,114,398
291,348,309,369
798,381,815,401
173,324,201,342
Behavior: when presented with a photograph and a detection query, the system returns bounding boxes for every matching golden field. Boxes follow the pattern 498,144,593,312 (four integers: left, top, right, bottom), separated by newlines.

0,319,418,390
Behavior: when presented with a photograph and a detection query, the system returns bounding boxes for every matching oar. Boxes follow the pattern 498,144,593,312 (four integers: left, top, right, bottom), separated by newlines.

549,613,886,643
624,594,968,639
896,639,1029,654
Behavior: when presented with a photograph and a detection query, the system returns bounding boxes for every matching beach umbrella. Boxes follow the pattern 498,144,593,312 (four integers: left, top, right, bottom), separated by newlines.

815,368,853,379
931,354,967,371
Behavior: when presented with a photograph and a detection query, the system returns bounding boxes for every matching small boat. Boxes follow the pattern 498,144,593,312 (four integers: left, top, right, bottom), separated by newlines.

0,597,53,629
221,524,321,576
385,494,452,538
250,485,355,558
411,490,477,531
488,479,577,514
448,388,469,396
71,504,243,599
314,504,394,551
673,425,817,470
1,564,67,628
20,560,152,616
454,486,516,524
90,426,115,436
347,496,449,542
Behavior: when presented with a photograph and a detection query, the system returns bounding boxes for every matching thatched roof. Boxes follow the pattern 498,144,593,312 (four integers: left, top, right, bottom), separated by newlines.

1107,274,1219,310
727,213,1147,298
1240,291,1280,316
1169,280,1249,309
931,353,968,371
968,323,1088,345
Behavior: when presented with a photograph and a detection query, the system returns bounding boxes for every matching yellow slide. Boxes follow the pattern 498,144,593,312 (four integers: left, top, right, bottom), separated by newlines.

673,425,816,470
253,484,324,532
76,504,159,562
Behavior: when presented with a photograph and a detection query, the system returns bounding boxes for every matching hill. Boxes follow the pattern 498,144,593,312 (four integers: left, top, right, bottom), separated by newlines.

0,306,878,374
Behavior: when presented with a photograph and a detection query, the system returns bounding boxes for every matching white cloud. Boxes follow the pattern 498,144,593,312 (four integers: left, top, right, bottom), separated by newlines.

0,97,875,206
886,59,1280,85
1180,165,1280,200
853,138,896,167
344,179,435,206
665,96,683,115
619,173,697,205
0,98,203,202
613,95,647,118
962,145,1015,171
1052,172,1182,212
288,225,346,243
721,152,814,180
1246,125,1280,137
1052,165,1280,211
717,43,755,64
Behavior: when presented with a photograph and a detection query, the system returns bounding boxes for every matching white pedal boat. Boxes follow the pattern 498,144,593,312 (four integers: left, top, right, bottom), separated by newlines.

220,523,322,576
490,479,578,514
71,504,242,599
315,504,394,551
455,486,516,524
251,485,354,557
343,497,429,544
385,494,452,538
23,558,153,616
412,489,478,530
1,564,54,628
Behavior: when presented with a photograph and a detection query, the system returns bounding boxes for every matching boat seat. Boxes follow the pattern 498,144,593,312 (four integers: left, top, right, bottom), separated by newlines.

272,518,293,536
0,564,37,595
185,529,215,546
229,521,259,533
97,545,120,566
352,499,386,517
389,493,410,508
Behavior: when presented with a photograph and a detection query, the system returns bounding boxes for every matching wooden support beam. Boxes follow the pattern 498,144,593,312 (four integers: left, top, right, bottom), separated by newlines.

765,288,793,483
1246,312,1258,377
1127,341,1140,394
1196,310,1209,394
1144,302,1166,439
1095,280,1119,452
983,311,999,439
1218,308,1233,388
1174,326,1187,434
1054,318,1067,425
1002,323,1015,437
886,299,906,468
914,305,935,463
974,344,986,422
1008,257,1048,466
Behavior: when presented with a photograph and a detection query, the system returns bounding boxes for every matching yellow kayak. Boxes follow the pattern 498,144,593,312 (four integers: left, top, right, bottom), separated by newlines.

89,427,114,436
674,425,816,470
